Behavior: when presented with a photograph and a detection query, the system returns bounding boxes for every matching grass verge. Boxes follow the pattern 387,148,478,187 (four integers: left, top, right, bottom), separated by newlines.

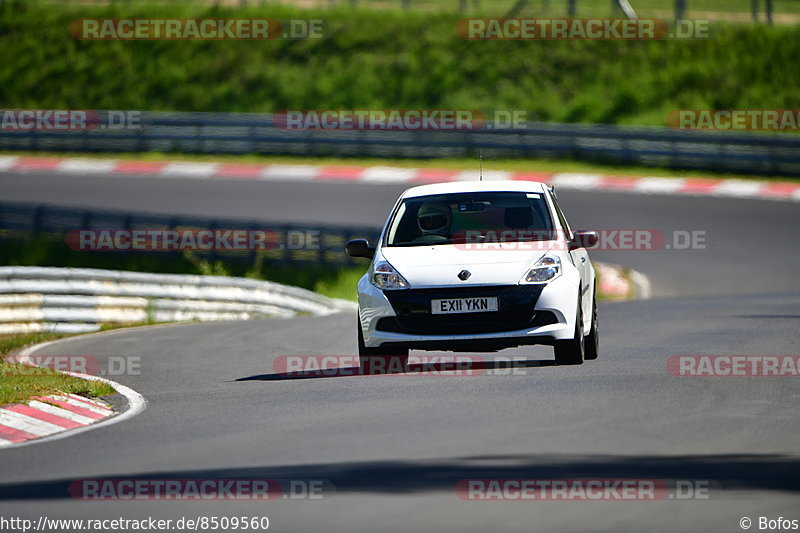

0,332,115,407
0,2,798,127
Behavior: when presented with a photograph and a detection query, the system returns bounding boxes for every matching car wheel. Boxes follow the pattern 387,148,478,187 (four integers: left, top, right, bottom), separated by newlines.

554,295,585,365
584,292,599,360
357,317,409,374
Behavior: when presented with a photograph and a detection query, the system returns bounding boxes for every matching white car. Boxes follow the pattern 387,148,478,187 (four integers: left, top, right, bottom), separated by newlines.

346,180,599,366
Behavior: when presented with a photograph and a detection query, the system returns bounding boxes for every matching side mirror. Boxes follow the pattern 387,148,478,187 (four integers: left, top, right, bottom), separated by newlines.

570,231,598,250
346,238,375,259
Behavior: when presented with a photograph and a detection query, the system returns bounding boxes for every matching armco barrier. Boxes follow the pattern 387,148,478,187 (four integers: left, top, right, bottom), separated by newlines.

1,112,799,176
0,266,357,335
0,201,382,267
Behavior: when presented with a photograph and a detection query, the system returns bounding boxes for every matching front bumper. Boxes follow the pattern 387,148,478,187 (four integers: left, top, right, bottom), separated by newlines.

357,274,579,352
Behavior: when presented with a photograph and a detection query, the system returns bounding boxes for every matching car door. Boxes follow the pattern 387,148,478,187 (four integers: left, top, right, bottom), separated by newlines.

548,189,591,332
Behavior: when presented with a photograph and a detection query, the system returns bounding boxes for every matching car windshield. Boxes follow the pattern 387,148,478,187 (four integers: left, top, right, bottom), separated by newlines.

385,191,555,247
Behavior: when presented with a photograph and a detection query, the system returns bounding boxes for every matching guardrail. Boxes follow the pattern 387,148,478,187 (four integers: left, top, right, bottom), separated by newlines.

0,266,357,335
0,201,382,267
1,112,798,176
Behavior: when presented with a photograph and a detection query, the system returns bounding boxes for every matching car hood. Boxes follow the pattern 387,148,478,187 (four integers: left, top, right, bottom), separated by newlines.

380,242,556,288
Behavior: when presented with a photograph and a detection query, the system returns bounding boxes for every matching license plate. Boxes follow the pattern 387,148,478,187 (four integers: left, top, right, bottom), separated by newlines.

431,297,498,315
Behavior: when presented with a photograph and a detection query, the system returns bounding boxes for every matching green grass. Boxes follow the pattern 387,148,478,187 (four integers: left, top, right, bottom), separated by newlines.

314,266,367,300
0,332,115,407
0,331,71,357
0,2,798,127
39,0,800,18
0,358,116,407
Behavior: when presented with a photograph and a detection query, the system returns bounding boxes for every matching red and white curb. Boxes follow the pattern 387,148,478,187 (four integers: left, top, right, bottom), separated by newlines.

0,335,147,449
596,263,651,300
2,156,798,202
0,393,113,447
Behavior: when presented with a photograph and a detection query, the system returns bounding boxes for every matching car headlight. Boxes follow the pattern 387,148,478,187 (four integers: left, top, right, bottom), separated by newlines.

522,255,561,284
371,261,410,290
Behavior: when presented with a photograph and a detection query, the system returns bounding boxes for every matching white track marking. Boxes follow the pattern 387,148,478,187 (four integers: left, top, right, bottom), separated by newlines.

48,395,112,416
259,164,319,181
161,162,219,178
27,400,96,425
0,410,65,436
58,158,117,174
713,179,765,197
0,156,19,171
550,173,603,189
633,177,686,193
65,393,112,411
360,166,418,183
629,269,652,300
454,170,511,181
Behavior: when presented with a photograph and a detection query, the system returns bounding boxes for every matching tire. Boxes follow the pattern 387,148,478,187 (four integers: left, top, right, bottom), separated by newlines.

554,294,585,365
357,317,409,374
584,292,599,361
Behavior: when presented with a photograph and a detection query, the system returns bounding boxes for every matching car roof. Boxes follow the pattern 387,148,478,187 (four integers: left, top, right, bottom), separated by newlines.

400,179,549,199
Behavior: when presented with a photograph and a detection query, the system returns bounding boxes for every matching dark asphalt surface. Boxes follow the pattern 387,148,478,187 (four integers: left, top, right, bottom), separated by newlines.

0,169,798,532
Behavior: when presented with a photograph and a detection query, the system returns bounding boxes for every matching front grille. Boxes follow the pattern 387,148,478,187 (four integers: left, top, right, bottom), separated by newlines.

378,285,550,335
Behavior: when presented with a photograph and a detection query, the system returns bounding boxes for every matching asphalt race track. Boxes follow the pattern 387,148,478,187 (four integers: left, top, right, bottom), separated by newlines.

3,169,799,297
0,170,798,532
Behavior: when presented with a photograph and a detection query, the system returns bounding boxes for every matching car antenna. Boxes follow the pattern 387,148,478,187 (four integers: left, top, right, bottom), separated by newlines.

479,151,483,181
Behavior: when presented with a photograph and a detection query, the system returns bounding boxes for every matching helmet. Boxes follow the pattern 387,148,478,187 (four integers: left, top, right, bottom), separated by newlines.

417,202,451,236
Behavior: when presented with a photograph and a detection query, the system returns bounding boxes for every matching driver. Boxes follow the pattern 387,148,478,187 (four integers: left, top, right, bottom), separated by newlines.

413,201,451,243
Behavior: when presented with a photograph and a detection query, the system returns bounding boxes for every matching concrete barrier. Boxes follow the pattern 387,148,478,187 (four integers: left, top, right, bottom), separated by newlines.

0,266,356,334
